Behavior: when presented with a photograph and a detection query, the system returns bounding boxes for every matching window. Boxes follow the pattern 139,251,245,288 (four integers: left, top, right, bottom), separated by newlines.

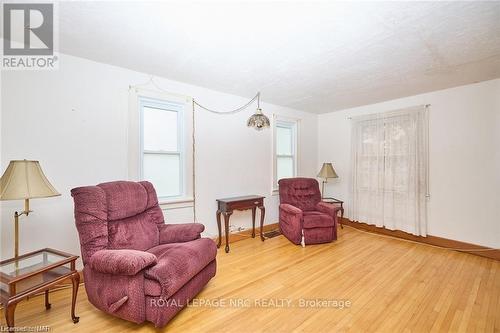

273,118,298,189
140,97,185,199
350,106,428,236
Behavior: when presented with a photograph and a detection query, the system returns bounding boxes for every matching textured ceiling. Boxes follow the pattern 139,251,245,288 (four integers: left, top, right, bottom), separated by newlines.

56,1,500,113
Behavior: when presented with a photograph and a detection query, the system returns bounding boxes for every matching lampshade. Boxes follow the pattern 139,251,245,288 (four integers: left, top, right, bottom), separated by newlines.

0,160,60,200
247,108,270,131
317,163,338,179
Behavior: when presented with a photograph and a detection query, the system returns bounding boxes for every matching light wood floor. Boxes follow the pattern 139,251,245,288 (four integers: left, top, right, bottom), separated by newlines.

2,227,499,332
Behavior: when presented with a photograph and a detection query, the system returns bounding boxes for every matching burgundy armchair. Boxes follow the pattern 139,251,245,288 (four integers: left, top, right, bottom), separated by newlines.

278,178,341,246
71,181,217,327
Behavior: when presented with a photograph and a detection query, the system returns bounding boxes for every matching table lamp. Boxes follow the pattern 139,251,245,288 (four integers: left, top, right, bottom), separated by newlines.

0,160,60,258
317,163,338,198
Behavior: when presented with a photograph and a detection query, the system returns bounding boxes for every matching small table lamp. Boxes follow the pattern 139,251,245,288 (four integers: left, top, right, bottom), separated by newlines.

0,160,60,258
317,163,338,198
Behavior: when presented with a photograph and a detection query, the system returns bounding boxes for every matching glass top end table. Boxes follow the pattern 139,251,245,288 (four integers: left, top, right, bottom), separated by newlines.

0,249,69,278
321,197,345,228
0,248,80,329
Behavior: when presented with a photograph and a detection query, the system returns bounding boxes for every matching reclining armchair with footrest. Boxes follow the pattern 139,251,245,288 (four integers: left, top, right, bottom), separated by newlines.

278,178,341,246
71,181,217,327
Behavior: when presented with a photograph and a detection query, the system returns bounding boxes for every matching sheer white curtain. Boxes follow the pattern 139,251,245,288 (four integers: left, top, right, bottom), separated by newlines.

349,106,429,236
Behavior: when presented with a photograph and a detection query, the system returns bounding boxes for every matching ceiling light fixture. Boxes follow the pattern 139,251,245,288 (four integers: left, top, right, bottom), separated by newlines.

246,93,270,131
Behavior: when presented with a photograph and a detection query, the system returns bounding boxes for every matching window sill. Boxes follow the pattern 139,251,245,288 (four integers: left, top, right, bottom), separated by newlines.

159,197,194,209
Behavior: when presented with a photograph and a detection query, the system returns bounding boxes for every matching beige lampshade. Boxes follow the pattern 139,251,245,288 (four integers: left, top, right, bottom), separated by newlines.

0,160,60,200
317,163,338,179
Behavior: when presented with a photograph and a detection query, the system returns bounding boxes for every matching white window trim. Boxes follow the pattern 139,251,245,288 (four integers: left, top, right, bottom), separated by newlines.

272,115,300,193
128,87,194,206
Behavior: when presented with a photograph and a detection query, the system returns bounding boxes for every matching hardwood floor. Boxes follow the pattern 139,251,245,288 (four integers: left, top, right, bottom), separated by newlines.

2,226,499,332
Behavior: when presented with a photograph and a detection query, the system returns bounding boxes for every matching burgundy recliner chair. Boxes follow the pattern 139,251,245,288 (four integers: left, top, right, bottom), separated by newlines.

278,178,341,246
71,181,217,327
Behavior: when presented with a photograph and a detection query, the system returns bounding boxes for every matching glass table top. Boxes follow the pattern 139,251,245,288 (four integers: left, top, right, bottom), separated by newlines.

0,249,69,278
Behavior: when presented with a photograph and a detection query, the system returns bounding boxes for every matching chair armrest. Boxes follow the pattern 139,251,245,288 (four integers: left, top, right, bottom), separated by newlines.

88,249,157,276
316,202,342,217
279,204,303,216
279,204,304,236
158,223,205,244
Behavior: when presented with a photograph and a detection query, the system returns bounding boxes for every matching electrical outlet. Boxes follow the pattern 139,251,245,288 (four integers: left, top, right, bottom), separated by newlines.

228,225,246,233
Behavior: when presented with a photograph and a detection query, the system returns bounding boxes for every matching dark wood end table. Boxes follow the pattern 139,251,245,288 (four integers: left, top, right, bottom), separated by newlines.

0,248,80,329
322,197,344,228
216,195,265,253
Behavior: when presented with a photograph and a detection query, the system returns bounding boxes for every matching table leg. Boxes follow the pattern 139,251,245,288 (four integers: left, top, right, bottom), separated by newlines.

223,211,232,253
339,206,344,229
259,206,265,241
45,289,51,309
216,210,222,248
71,272,80,323
5,301,17,329
251,207,256,238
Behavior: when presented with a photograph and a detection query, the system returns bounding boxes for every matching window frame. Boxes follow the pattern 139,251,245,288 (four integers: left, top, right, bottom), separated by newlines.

273,116,299,191
139,96,186,200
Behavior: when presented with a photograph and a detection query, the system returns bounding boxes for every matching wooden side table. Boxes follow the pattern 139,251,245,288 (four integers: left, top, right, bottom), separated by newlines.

322,197,344,228
0,248,80,329
216,195,265,253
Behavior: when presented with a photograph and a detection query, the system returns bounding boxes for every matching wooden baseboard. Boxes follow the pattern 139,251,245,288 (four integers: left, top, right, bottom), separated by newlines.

340,218,500,261
212,222,279,245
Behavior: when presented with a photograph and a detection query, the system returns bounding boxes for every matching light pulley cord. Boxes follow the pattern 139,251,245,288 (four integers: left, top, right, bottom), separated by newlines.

193,92,261,115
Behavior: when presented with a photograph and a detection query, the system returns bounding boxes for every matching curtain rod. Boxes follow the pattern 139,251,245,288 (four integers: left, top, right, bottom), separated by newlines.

347,104,431,120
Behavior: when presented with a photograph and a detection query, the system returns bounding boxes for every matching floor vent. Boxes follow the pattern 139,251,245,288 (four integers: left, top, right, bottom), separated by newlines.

264,230,281,238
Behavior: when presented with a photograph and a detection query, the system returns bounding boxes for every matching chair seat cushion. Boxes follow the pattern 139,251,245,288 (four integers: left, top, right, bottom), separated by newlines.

303,211,335,229
144,238,217,298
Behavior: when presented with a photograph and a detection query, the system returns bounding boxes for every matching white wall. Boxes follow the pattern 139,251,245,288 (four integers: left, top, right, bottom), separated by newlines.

318,79,500,248
0,54,318,266
2,53,497,265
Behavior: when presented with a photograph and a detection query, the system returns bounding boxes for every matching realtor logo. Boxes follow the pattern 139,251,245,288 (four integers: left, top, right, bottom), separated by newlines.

2,2,58,70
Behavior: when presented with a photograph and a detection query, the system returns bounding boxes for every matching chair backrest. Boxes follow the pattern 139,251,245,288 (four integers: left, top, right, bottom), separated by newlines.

278,178,321,211
71,181,164,264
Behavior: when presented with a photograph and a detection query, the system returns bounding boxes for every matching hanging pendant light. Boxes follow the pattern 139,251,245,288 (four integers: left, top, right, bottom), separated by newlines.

247,93,270,131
